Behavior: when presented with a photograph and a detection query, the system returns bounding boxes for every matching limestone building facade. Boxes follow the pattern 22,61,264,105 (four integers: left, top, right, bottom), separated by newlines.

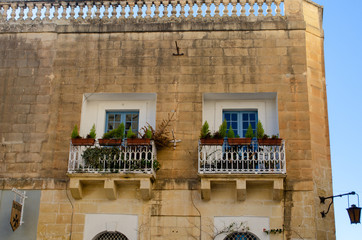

0,0,334,239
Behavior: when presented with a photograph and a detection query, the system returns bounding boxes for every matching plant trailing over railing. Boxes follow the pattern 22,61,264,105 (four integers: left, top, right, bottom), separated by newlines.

82,146,121,171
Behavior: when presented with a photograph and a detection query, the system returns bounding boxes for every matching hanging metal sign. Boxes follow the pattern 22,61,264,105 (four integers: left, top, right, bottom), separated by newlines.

10,201,22,231
10,188,27,231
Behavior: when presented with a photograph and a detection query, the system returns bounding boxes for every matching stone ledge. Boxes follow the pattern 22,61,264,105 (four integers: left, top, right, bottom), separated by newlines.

199,174,286,201
67,173,155,201
0,18,306,34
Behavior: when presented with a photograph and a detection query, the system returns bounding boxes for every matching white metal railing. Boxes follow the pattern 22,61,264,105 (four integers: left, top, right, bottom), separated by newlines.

0,0,284,22
68,139,156,174
198,139,286,174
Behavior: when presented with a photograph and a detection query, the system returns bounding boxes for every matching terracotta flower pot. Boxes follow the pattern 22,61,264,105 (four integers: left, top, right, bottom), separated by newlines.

71,138,95,146
258,138,282,146
200,138,224,145
127,138,151,146
227,138,252,146
98,139,122,146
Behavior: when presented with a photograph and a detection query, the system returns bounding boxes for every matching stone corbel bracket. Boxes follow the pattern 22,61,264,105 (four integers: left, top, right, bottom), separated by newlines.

200,174,285,201
68,173,155,201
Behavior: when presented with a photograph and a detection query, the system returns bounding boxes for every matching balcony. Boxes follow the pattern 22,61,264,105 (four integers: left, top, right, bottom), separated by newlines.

198,139,286,174
67,140,157,200
198,139,286,201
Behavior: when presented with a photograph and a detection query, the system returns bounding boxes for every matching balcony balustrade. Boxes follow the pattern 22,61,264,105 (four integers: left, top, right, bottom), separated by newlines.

198,139,286,174
68,139,157,175
0,0,284,23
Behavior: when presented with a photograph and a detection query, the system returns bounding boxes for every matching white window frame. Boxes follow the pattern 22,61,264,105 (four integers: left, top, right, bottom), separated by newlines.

203,93,279,136
79,93,156,139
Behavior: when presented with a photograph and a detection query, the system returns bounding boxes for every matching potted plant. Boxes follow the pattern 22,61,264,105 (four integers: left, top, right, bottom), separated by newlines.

199,121,225,145
126,127,151,146
256,121,282,146
98,123,124,146
258,134,282,146
227,125,252,146
71,124,96,146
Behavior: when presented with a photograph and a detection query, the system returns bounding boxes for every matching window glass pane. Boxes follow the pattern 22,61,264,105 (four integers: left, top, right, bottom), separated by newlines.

242,113,248,120
223,110,258,138
106,111,139,134
231,114,237,121
115,114,121,122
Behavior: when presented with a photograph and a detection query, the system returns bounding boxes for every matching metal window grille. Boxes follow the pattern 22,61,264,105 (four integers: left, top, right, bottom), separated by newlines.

224,231,260,240
93,231,129,240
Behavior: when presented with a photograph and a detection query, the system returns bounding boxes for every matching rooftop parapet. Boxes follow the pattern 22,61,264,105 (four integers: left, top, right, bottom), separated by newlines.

0,0,286,23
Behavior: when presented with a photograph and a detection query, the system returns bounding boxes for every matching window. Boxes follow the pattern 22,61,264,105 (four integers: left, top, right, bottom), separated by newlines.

223,111,257,137
93,231,129,240
106,111,139,134
224,231,260,240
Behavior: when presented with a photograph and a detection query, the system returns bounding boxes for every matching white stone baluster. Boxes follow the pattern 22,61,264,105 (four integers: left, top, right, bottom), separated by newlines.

35,3,42,20
240,0,246,16
196,0,202,18
137,1,143,18
214,0,220,17
120,1,126,19
205,0,211,17
129,1,135,18
95,2,101,19
257,0,264,16
44,3,51,20
275,0,282,16
18,4,26,21
188,0,194,18
69,2,76,19
110,2,118,20
180,0,186,18
266,0,272,16
162,1,168,18
145,1,152,18
103,2,111,19
78,2,85,19
10,3,17,21
249,0,255,17
52,3,59,20
154,0,160,18
222,0,229,17
231,0,237,17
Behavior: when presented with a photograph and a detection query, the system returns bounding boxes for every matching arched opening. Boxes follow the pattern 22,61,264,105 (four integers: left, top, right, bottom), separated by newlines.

92,231,129,240
224,231,260,240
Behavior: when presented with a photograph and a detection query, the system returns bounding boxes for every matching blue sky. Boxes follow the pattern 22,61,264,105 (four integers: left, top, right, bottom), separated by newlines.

312,0,362,238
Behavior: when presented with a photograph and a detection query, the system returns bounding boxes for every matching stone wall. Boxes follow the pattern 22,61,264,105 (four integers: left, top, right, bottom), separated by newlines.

0,0,335,239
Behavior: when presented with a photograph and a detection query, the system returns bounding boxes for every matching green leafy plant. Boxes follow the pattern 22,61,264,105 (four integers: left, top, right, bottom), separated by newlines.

271,134,279,139
126,127,137,139
87,124,96,139
71,125,81,139
143,127,152,139
200,121,211,139
82,147,121,170
262,134,269,139
256,120,264,139
245,124,254,138
212,131,223,139
227,126,235,138
218,120,227,138
103,123,125,139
